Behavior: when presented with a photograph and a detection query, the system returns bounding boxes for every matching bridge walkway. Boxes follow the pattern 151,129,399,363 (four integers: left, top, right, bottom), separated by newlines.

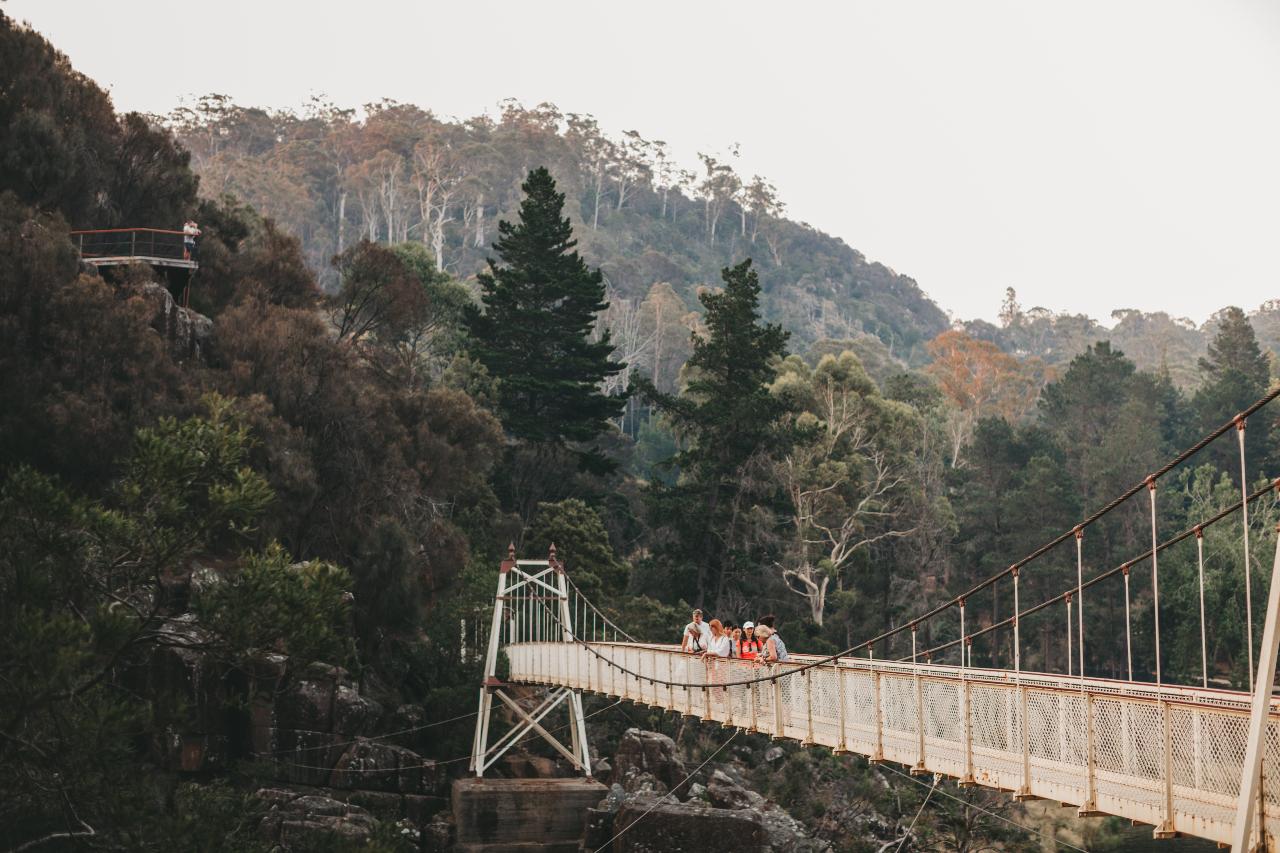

507,639,1280,847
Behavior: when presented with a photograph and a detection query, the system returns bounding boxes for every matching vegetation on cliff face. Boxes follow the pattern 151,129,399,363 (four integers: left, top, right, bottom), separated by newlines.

1,11,1277,851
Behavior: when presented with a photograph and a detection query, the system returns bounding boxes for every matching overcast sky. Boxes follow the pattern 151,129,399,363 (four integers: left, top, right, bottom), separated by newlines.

10,0,1279,326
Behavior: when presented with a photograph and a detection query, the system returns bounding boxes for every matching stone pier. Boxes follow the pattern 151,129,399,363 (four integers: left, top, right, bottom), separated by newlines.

452,777,607,852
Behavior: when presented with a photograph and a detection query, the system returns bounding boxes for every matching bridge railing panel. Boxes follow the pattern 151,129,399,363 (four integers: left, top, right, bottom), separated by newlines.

844,669,877,755
809,665,840,746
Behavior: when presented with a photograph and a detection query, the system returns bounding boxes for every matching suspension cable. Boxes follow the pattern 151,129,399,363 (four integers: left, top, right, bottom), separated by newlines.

524,476,1277,691
853,385,1280,657
515,391,1280,692
909,479,1278,662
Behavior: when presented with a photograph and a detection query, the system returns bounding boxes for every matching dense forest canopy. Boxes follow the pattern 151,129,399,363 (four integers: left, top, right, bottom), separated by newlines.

2,11,1279,852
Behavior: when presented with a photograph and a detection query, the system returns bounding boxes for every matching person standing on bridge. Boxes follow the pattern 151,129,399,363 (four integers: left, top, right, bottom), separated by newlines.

183,219,201,262
739,621,763,660
682,608,711,654
756,623,789,663
702,619,731,700
703,619,730,659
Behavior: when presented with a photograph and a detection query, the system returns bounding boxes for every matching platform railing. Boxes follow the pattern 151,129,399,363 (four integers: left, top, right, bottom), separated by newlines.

70,228,190,262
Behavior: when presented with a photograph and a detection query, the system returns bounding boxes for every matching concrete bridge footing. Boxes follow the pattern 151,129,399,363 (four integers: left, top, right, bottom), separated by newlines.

452,777,607,853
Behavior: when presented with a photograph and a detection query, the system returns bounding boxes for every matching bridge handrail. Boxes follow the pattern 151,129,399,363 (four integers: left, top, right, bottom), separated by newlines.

69,227,187,236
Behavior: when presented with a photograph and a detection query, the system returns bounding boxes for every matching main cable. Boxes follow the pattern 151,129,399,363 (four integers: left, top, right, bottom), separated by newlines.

909,477,1279,662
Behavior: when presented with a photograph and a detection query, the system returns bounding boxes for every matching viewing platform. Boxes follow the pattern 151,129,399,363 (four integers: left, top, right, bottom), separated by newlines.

70,228,198,270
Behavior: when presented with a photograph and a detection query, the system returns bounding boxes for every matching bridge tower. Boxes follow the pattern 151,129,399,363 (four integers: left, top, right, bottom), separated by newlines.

469,544,591,778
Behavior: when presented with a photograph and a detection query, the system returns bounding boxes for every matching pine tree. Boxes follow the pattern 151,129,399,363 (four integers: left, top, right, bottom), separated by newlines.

638,259,793,607
1193,306,1273,480
465,167,624,470
1198,306,1269,389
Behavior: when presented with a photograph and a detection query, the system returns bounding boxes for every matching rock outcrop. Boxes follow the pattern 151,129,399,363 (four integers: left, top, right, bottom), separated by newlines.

255,788,380,847
590,730,830,853
610,728,689,797
138,281,211,362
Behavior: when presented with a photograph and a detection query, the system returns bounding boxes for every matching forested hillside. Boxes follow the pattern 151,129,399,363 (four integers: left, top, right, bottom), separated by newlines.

163,96,1280,395
963,287,1280,390
160,95,949,369
2,11,1278,851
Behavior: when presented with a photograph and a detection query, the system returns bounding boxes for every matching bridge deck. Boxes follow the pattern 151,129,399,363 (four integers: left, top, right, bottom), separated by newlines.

508,641,1280,846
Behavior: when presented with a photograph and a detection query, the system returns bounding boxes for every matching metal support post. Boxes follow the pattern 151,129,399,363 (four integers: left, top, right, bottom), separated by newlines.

1123,565,1134,681
1079,692,1100,816
962,636,975,786
834,662,849,754
553,549,591,777
912,655,927,775
802,667,815,746
1154,700,1176,839
1012,568,1021,674
1240,416,1255,688
1147,477,1163,686
1076,526,1087,680
1230,529,1280,852
872,666,884,762
772,667,785,739
1015,683,1033,800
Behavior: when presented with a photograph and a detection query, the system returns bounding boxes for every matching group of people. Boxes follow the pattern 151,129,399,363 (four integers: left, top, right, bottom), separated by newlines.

680,609,789,664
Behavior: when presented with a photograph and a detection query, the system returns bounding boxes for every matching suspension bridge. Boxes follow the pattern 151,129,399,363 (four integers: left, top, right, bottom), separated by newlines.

471,388,1280,851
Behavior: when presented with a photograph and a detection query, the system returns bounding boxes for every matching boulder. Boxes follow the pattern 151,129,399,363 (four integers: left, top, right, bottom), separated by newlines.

139,613,229,772
611,728,688,797
387,703,433,754
329,738,433,794
139,282,211,362
758,803,830,853
707,769,765,810
609,798,765,852
271,667,383,786
255,787,379,846
421,811,454,853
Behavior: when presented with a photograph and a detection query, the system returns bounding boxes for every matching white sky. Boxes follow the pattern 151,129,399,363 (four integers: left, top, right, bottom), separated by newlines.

9,0,1280,326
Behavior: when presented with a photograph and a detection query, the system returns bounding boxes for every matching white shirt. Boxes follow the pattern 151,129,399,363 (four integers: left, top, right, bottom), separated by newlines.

705,634,731,658
683,620,712,652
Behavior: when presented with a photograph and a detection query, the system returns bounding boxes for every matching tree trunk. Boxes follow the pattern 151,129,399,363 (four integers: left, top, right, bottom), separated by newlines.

473,193,485,247
432,209,446,271
652,299,664,391
593,167,604,230
811,576,828,627
336,190,346,254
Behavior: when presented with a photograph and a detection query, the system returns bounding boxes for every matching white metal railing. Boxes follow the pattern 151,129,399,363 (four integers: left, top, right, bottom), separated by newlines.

507,641,1280,847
